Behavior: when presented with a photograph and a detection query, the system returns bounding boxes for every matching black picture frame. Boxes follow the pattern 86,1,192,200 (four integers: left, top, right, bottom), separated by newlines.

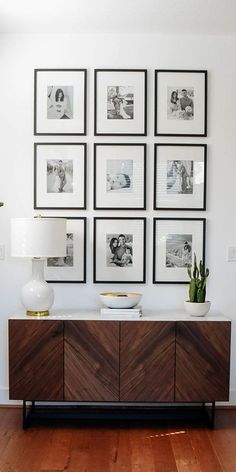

45,217,86,284
34,68,87,136
94,217,146,283
34,142,87,210
153,217,206,284
154,143,207,211
154,69,207,137
94,143,146,210
94,69,147,136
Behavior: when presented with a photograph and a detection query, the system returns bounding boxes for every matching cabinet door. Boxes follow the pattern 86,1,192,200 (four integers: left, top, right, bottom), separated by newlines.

64,321,119,401
9,320,64,401
120,321,175,401
175,321,231,401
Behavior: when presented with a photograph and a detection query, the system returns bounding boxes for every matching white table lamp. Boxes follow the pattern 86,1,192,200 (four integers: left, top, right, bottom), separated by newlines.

11,217,67,316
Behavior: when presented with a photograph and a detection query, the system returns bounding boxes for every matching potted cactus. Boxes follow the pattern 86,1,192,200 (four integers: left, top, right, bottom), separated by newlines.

184,253,210,316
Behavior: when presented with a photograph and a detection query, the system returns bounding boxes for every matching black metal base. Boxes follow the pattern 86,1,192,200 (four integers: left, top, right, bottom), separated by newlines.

203,401,216,429
22,401,216,430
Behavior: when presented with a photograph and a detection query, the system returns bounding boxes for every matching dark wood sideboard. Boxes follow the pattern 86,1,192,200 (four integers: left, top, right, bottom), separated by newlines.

8,315,231,428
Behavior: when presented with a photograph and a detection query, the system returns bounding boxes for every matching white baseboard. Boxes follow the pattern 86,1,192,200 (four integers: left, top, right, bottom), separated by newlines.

1,387,236,407
0,387,21,405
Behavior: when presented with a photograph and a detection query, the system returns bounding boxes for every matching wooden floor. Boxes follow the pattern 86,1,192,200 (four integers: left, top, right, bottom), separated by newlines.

0,407,236,471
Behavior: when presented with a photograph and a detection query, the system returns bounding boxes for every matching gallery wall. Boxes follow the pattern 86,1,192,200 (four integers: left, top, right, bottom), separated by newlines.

0,32,236,403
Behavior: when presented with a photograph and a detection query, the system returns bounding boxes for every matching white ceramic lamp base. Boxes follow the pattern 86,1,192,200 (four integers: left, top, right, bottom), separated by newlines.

21,259,54,316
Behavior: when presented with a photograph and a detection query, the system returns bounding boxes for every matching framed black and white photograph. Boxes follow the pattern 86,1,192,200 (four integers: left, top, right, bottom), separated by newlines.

45,217,86,283
34,69,87,135
154,70,207,136
94,144,146,210
34,143,86,209
94,69,147,135
94,217,146,283
153,218,205,284
154,144,207,210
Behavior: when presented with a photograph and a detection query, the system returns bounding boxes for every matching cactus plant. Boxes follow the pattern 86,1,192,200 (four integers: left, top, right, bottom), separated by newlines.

187,253,209,303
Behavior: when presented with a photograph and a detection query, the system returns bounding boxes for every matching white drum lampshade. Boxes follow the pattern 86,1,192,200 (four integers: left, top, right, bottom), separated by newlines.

11,217,67,316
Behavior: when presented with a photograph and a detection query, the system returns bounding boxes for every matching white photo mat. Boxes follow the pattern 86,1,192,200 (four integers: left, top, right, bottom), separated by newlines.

95,70,146,135
45,218,86,282
153,218,205,283
94,218,146,283
34,143,86,209
35,69,86,135
94,144,146,209
155,70,207,136
154,145,206,209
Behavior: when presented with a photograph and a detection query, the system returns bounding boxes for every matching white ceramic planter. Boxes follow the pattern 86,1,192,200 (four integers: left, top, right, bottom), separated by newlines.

184,300,211,317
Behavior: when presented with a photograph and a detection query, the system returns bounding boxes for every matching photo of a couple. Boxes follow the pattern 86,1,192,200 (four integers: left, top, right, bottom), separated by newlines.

47,159,73,193
167,87,194,120
167,160,193,194
106,233,133,267
107,86,134,120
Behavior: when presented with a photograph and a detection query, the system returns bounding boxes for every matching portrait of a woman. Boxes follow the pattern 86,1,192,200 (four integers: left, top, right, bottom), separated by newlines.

47,86,73,119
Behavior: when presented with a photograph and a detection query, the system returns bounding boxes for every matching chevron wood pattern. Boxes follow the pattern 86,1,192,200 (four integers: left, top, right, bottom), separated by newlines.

64,321,119,401
175,321,231,401
120,321,175,401
9,319,231,406
9,320,64,400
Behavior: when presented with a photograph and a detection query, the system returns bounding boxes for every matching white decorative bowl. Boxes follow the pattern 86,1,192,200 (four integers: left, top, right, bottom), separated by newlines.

100,292,142,309
184,301,211,317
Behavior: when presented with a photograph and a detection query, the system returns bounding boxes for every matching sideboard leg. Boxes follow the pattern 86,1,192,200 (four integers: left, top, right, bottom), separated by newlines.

210,401,216,429
22,400,33,429
22,400,28,429
202,401,215,429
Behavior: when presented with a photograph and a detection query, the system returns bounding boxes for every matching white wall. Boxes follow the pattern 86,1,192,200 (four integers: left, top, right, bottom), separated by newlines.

0,33,236,404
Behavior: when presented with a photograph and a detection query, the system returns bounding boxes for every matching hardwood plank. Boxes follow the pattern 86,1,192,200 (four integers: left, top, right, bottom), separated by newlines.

129,429,155,472
69,425,91,452
188,427,223,472
21,430,54,472
40,428,72,471
0,409,17,466
9,320,64,401
0,410,50,472
62,427,90,472
175,322,231,401
64,321,119,401
120,321,175,401
87,429,120,472
170,426,201,472
207,409,236,472
148,425,179,472
66,450,89,472
0,428,52,472
109,429,132,472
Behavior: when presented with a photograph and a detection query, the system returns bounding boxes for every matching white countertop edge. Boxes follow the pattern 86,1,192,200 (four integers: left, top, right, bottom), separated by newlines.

9,309,230,322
